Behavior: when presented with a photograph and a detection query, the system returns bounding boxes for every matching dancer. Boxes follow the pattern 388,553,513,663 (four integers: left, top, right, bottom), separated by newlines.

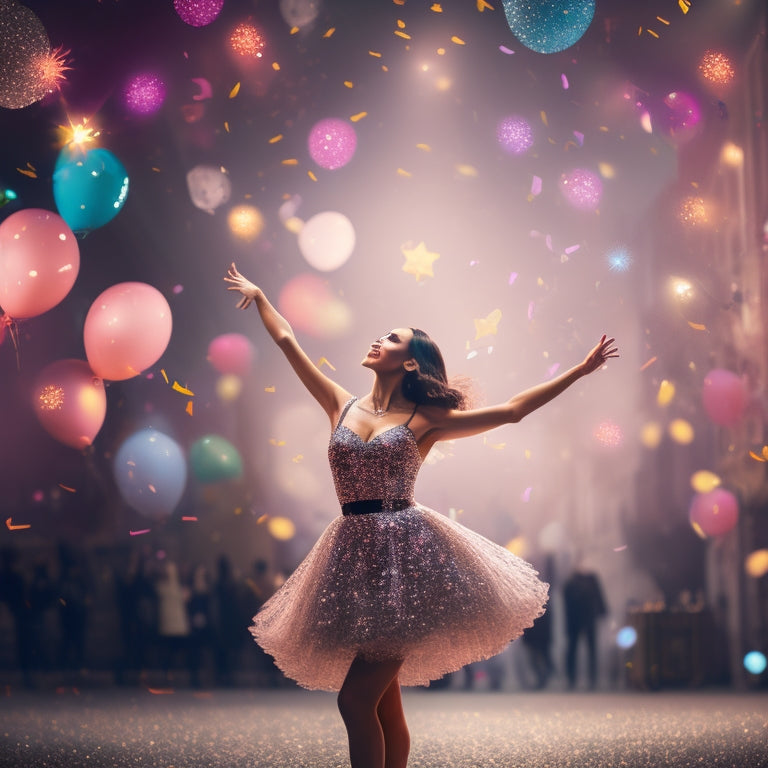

224,263,618,768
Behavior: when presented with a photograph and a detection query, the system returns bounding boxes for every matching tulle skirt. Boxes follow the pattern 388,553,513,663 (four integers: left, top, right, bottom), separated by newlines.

250,504,549,691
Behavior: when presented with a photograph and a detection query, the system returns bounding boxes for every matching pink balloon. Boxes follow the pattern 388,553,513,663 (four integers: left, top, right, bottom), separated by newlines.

0,209,80,319
689,488,739,537
84,282,172,380
702,368,746,426
32,359,107,449
207,333,255,375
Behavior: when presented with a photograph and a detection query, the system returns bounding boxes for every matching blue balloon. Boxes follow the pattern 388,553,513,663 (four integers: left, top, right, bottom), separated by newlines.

53,147,129,234
503,0,595,54
114,428,187,519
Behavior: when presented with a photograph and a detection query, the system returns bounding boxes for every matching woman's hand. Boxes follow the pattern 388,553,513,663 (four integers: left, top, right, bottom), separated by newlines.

224,262,261,309
581,334,619,375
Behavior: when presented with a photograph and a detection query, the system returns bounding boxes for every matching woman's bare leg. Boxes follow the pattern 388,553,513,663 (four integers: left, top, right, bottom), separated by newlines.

377,676,410,768
337,656,404,768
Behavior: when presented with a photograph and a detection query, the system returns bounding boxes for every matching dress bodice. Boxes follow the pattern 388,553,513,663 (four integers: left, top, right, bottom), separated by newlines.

328,398,422,505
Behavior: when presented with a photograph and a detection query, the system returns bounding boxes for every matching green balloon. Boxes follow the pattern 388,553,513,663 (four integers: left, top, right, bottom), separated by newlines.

189,435,243,484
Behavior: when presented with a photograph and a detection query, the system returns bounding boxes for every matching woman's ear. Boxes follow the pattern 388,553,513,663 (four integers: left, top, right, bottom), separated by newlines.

403,358,419,372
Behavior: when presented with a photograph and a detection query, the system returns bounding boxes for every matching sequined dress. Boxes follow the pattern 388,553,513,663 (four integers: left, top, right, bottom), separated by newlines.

249,397,549,691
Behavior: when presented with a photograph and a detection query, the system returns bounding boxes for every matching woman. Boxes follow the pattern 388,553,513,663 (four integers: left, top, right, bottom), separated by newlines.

224,262,618,768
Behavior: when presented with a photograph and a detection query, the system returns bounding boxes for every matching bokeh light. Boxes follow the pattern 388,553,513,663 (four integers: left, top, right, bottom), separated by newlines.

745,550,768,579
698,51,735,87
690,470,721,494
308,118,358,170
496,116,533,155
278,273,352,338
216,374,243,403
616,626,637,650
640,422,663,449
267,516,297,541
228,204,265,242
38,384,64,411
502,0,595,54
743,651,767,676
657,379,675,406
124,73,167,115
677,196,710,228
298,211,355,271
606,245,632,272
229,22,265,58
559,168,602,210
593,420,623,448
668,418,694,445
174,0,224,27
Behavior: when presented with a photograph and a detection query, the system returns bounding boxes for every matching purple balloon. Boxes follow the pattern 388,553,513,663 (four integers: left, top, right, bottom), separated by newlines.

174,0,224,27
689,488,739,538
702,368,746,426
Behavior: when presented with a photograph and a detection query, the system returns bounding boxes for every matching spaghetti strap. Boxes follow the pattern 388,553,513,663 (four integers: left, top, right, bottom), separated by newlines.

335,397,357,430
403,403,418,428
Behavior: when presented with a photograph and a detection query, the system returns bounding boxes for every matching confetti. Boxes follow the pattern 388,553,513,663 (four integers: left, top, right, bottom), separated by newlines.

613,545,628,552
185,401,194,416
430,4,443,11
269,134,283,143
474,308,502,339
343,80,353,88
527,301,535,320
229,82,240,98
499,45,514,54
172,381,194,396
529,175,542,197
451,36,466,45
308,170,317,181
317,356,336,370
129,529,151,536
416,143,431,151
282,158,298,165
292,455,304,463
401,241,440,280
561,73,569,89
397,168,412,177
323,27,335,38
350,111,367,122
395,30,411,40
478,0,495,10
265,385,276,392
509,272,518,284
269,438,286,446
679,0,691,13
688,321,707,331
58,484,76,493
368,51,382,58
181,516,198,521
16,163,37,178
640,356,657,371
6,518,31,531
521,487,532,502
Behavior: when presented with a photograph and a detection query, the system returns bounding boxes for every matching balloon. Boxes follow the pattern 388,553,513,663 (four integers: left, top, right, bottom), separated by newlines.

84,282,172,381
689,488,739,538
207,333,255,375
174,0,225,27
308,118,357,170
114,428,187,519
278,273,352,338
0,208,80,319
53,147,129,234
702,368,746,426
661,91,702,145
189,435,243,484
559,168,602,211
503,0,595,54
279,0,321,28
186,165,231,214
124,72,167,115
32,359,106,449
298,211,355,271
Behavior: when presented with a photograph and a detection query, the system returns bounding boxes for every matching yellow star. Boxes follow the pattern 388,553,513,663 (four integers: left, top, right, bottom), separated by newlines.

401,241,440,281
474,308,502,340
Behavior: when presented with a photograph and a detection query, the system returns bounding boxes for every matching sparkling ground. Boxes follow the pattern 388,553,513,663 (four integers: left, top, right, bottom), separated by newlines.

1,688,766,768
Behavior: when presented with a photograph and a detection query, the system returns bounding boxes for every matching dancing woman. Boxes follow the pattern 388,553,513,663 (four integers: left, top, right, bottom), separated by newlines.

224,262,618,768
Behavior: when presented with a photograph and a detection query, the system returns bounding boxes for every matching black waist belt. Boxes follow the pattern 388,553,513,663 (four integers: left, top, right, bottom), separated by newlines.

342,499,412,516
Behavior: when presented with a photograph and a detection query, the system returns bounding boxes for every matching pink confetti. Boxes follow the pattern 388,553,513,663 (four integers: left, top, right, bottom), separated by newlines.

530,175,542,196
573,131,584,146
521,486,532,502
561,73,569,89
469,260,479,266
545,234,553,251
564,244,581,254
527,301,535,320
499,45,515,55
613,545,628,552
181,516,198,522
547,362,560,378
129,529,151,536
509,271,518,284
172,284,184,294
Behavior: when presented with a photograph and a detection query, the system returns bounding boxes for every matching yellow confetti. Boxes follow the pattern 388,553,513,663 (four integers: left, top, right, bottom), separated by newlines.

272,62,280,71
657,379,675,406
17,167,37,178
640,356,657,371
369,50,382,58
172,381,195,396
224,121,230,133
317,356,337,370
185,401,194,416
308,170,317,181
431,4,443,12
265,385,276,393
290,26,299,34
291,455,304,463
397,168,412,177
395,30,412,39
323,27,335,38
397,19,406,28
749,450,767,462
416,143,431,151
450,35,466,45
679,0,690,13
350,111,367,122
647,29,659,38
229,82,241,98
656,16,670,24
474,308,502,340
343,80,353,88
455,164,478,177
282,158,299,165
540,111,548,127
269,438,286,447
476,0,494,9
59,484,76,493
151,167,161,173
401,241,440,281
687,321,707,331
256,514,269,524
161,369,169,384
269,134,283,144
6,517,31,531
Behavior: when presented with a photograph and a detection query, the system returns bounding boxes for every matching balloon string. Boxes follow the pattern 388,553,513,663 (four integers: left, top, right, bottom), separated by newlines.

1,313,21,371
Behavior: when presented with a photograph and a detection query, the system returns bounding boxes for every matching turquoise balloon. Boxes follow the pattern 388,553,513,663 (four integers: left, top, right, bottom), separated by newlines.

53,147,129,234
190,435,243,484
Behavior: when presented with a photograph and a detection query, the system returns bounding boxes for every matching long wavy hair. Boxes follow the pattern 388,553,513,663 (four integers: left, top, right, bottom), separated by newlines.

401,328,470,410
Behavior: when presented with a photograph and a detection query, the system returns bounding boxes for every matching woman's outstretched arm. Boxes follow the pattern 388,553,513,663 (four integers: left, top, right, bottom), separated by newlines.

418,335,619,445
224,262,349,420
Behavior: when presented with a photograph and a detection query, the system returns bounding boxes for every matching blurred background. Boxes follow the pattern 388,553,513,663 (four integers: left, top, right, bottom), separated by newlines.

0,0,766,693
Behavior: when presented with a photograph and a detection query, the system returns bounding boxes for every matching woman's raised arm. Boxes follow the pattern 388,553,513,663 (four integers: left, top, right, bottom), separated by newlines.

224,263,349,420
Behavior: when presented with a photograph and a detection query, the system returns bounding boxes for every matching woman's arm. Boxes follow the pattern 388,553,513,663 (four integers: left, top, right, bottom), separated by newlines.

418,335,618,445
224,263,350,420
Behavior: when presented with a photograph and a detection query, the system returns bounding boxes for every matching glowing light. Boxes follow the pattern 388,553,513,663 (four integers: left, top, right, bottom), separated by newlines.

174,0,224,27
216,374,243,402
606,246,631,272
559,168,602,211
745,550,768,579
640,422,662,449
691,470,721,494
267,516,296,541
124,73,167,115
308,118,357,170
616,626,637,649
663,91,701,132
229,23,266,58
743,651,766,676
227,205,264,241
496,116,533,155
33,45,71,94
502,0,595,54
669,419,694,445
678,196,710,227
720,142,743,167
593,420,623,448
671,277,694,301
38,385,64,411
698,51,735,87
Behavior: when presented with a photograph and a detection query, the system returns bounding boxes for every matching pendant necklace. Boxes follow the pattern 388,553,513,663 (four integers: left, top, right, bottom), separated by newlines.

356,401,390,417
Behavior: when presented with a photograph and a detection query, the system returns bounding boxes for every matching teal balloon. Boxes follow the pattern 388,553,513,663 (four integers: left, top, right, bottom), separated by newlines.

190,435,243,484
53,147,129,234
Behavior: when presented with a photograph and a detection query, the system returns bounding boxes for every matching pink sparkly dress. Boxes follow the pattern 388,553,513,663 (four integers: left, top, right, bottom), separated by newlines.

249,397,549,691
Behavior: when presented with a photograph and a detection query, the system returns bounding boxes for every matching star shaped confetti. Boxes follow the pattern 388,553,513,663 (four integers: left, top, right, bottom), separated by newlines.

474,308,502,339
401,241,440,281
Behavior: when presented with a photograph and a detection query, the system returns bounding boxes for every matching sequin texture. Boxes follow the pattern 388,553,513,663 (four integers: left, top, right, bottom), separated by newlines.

250,398,549,691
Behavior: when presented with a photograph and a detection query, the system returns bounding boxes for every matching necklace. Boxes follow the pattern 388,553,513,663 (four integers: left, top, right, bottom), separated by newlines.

355,401,390,417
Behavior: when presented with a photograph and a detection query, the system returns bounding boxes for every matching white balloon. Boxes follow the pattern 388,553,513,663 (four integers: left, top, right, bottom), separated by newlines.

279,0,321,28
186,165,231,214
298,210,355,271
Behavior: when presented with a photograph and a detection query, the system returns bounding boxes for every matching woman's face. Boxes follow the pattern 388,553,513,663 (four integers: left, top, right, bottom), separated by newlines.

361,327,415,371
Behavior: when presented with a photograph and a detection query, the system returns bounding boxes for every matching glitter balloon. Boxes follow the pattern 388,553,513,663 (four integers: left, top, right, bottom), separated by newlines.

592,419,623,448
503,0,595,54
124,73,167,115
229,22,265,58
559,168,602,210
173,0,224,27
0,1,69,109
698,50,735,88
279,0,321,28
308,118,357,170
677,195,709,228
496,116,533,155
